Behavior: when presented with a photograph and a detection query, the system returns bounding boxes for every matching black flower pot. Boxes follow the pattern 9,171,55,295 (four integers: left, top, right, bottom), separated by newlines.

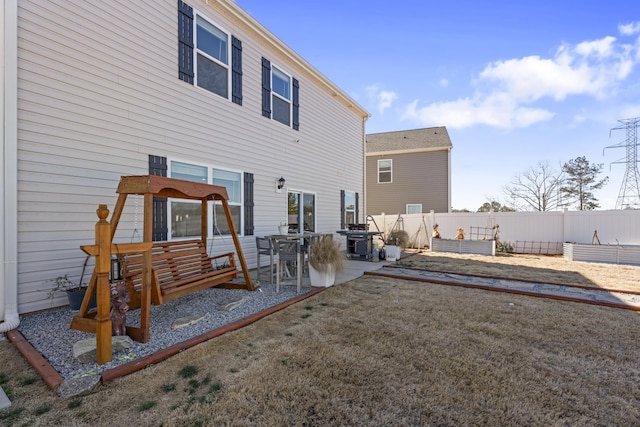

66,288,96,311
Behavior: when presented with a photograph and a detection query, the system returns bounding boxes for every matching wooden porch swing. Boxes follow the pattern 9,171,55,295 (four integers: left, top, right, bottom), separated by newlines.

70,175,254,364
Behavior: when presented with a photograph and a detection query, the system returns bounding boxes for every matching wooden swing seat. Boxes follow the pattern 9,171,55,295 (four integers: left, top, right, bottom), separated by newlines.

123,239,244,307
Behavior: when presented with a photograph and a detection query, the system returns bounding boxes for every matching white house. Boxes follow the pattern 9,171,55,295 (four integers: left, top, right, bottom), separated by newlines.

0,0,369,326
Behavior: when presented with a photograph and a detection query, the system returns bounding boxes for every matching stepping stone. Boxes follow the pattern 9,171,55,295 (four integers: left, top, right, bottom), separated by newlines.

73,336,134,363
219,297,247,312
172,313,208,330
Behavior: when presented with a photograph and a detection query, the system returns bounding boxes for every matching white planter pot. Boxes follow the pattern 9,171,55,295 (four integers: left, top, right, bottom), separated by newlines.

278,225,289,235
309,264,336,287
385,245,400,261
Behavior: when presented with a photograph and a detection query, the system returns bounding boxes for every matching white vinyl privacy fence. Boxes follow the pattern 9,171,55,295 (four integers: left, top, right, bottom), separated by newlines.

366,209,640,251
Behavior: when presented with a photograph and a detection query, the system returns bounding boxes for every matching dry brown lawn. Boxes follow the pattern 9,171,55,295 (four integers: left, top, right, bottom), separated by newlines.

1,252,639,426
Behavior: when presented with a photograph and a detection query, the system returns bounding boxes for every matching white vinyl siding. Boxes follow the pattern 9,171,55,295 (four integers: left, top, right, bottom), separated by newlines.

15,0,367,313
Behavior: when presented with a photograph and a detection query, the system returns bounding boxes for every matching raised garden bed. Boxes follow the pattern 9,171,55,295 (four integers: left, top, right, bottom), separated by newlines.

563,243,640,266
431,239,495,256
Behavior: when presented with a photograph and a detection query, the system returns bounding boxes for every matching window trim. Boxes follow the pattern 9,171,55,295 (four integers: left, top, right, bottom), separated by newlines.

378,159,393,183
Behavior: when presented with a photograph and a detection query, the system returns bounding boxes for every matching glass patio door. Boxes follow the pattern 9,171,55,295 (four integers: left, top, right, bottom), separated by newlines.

288,191,315,233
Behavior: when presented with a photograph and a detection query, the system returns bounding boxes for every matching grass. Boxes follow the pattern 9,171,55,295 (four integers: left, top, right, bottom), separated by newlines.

67,398,82,409
0,253,638,425
138,400,157,412
177,365,198,379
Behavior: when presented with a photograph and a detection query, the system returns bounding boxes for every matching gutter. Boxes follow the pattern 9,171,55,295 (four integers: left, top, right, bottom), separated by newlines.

1,0,20,333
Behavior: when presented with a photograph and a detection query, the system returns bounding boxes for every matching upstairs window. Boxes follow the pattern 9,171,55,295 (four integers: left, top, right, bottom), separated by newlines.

178,1,242,104
378,159,392,183
195,15,229,98
272,66,291,126
262,57,300,130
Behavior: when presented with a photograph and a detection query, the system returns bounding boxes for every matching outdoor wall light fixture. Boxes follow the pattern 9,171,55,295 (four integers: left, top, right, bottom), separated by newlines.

277,176,286,189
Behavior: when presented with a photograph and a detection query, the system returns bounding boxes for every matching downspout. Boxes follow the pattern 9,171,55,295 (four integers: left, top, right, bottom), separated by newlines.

0,0,20,333
361,116,367,222
448,146,452,212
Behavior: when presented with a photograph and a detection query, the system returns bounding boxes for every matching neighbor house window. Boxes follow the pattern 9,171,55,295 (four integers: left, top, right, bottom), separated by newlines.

178,1,243,104
406,204,422,214
261,57,300,130
378,159,392,183
168,160,244,239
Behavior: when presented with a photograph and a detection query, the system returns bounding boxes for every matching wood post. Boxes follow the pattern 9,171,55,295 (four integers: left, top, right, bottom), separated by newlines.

94,204,113,364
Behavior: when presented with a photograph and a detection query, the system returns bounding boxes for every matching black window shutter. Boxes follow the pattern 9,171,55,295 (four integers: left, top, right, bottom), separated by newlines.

244,172,254,236
149,155,168,241
292,78,299,131
261,57,271,118
340,190,346,230
231,36,243,105
178,0,194,84
355,192,359,223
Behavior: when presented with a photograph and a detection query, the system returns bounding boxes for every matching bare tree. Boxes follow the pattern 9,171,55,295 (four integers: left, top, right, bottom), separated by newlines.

503,161,566,211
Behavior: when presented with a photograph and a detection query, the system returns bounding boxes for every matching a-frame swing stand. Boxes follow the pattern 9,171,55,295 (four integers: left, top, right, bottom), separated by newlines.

70,175,254,364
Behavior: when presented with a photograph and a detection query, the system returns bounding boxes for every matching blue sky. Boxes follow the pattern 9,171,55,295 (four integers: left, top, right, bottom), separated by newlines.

235,0,640,211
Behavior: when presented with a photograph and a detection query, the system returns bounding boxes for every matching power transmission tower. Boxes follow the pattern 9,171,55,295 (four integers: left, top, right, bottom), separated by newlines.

605,117,640,209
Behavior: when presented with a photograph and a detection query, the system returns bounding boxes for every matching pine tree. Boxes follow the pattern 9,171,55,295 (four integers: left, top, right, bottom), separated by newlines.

561,156,609,210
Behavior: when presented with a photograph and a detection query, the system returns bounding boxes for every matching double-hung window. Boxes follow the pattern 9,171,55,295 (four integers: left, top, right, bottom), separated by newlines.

178,1,243,104
271,66,291,126
378,159,392,183
344,192,356,225
168,160,243,239
195,15,229,98
212,169,241,235
261,57,300,130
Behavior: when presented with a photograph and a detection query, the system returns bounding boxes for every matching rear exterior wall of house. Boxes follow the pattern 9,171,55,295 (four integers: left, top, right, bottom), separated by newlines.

15,0,367,313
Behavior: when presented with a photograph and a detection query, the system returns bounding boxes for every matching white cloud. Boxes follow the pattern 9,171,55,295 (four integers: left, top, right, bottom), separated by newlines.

377,90,398,113
404,34,639,130
402,96,554,129
365,84,398,114
619,22,640,36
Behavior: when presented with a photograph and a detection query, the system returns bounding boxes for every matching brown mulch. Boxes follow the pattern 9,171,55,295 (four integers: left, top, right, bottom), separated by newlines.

1,252,639,426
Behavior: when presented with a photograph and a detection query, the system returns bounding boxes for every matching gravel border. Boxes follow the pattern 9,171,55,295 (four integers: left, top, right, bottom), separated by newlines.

18,280,314,380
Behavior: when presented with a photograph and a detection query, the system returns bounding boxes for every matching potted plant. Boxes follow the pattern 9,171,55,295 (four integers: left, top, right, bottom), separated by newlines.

384,229,410,261
308,235,346,287
46,256,95,311
278,221,289,235
46,274,95,311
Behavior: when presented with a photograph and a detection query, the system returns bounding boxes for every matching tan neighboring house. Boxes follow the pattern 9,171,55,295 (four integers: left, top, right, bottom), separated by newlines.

366,127,452,216
0,0,368,324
